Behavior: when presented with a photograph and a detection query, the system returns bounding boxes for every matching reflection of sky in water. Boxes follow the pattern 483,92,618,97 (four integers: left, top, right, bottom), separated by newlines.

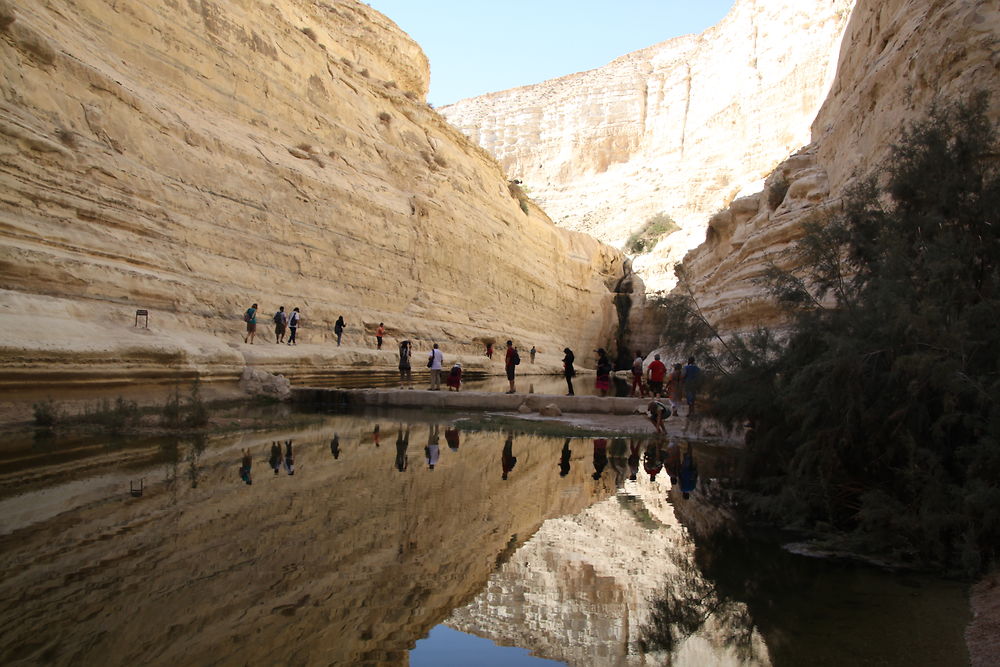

412,625,564,666
0,409,970,665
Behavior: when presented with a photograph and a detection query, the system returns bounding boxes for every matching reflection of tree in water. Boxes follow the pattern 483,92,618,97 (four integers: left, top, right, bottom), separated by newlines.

637,540,758,660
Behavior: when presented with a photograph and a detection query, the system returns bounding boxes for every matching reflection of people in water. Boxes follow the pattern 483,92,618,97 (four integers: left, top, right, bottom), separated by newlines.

425,424,440,470
610,438,629,488
239,448,252,484
445,427,460,451
628,440,641,481
372,424,381,448
330,434,341,459
559,438,572,477
395,424,410,472
283,440,295,475
664,439,681,484
680,445,698,499
592,438,608,480
269,442,282,475
502,432,517,480
644,441,663,482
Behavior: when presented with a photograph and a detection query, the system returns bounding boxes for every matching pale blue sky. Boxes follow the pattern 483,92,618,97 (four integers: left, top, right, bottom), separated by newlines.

366,0,736,106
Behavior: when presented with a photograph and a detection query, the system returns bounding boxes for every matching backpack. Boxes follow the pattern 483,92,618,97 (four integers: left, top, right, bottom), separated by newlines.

512,349,521,365
273,311,283,324
243,309,252,322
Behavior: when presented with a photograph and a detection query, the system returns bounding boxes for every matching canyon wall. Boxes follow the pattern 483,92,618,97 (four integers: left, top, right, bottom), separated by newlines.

680,0,1000,333
0,0,635,393
440,0,856,292
0,419,611,664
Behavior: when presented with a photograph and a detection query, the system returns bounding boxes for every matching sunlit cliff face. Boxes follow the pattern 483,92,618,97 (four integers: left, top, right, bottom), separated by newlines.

441,0,856,292
0,0,630,390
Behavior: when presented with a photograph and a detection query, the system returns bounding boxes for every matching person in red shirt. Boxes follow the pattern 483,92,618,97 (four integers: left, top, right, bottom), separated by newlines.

646,353,667,397
504,340,518,394
375,322,385,349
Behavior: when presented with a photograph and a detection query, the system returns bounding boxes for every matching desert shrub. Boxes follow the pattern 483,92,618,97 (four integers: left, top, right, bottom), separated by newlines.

161,388,182,428
626,212,679,254
377,111,391,125
86,397,140,433
33,399,60,427
689,92,1000,574
185,379,209,428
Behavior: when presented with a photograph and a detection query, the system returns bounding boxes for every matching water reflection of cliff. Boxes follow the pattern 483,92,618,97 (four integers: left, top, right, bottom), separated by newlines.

0,417,610,665
446,457,770,666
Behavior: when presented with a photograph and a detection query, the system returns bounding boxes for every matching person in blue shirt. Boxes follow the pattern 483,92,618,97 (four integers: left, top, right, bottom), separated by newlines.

682,357,701,416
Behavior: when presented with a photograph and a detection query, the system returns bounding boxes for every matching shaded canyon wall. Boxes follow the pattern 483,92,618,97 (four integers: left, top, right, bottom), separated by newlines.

680,0,1000,334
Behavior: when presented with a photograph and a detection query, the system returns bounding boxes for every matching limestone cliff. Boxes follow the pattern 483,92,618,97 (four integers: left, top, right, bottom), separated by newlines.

440,0,855,291
0,0,633,393
680,0,1000,334
0,421,610,664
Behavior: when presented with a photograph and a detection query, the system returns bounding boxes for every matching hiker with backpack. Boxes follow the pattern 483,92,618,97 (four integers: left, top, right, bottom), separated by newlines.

273,306,288,344
504,339,520,394
287,307,300,345
242,303,258,344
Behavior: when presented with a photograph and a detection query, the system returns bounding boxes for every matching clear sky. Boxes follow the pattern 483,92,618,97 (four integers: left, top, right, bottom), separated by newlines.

365,0,736,106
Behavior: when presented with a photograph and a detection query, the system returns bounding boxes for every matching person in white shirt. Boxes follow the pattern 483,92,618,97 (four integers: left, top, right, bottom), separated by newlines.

427,343,444,390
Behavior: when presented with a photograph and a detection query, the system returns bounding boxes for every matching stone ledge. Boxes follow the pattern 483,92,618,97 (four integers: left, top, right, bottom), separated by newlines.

292,387,647,415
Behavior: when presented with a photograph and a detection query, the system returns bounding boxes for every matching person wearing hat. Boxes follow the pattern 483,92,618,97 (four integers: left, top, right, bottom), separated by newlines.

446,361,463,391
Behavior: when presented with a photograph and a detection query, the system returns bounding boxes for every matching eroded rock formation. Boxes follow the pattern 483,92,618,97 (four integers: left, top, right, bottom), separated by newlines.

681,0,1000,333
440,0,855,291
0,0,635,392
0,421,609,664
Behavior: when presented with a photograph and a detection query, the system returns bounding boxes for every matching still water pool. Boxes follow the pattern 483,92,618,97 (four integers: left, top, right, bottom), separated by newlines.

0,407,968,665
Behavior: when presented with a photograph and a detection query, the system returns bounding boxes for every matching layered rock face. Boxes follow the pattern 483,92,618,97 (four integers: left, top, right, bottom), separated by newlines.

440,0,855,291
681,0,1000,333
0,0,633,392
0,420,609,664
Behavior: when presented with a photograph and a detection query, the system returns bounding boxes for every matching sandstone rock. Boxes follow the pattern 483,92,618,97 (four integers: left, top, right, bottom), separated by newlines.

538,403,562,417
679,0,1000,335
239,367,291,401
441,0,856,291
518,403,534,414
0,0,634,392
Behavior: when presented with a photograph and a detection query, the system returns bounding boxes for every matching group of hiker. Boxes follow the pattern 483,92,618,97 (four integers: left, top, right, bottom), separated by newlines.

241,304,302,345
239,427,698,500
239,304,701,411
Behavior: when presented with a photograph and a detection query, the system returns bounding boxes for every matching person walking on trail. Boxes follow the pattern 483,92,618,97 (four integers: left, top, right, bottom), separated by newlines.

287,307,300,345
631,350,645,397
530,346,536,364
398,340,413,389
427,343,444,390
376,322,385,350
273,306,288,344
646,353,667,397
333,316,346,346
242,303,258,344
563,347,576,396
666,363,684,416
486,342,494,359
504,340,520,394
595,348,612,397
682,356,701,416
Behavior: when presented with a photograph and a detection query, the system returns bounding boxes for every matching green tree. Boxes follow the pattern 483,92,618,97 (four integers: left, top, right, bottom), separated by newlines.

692,93,1000,573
